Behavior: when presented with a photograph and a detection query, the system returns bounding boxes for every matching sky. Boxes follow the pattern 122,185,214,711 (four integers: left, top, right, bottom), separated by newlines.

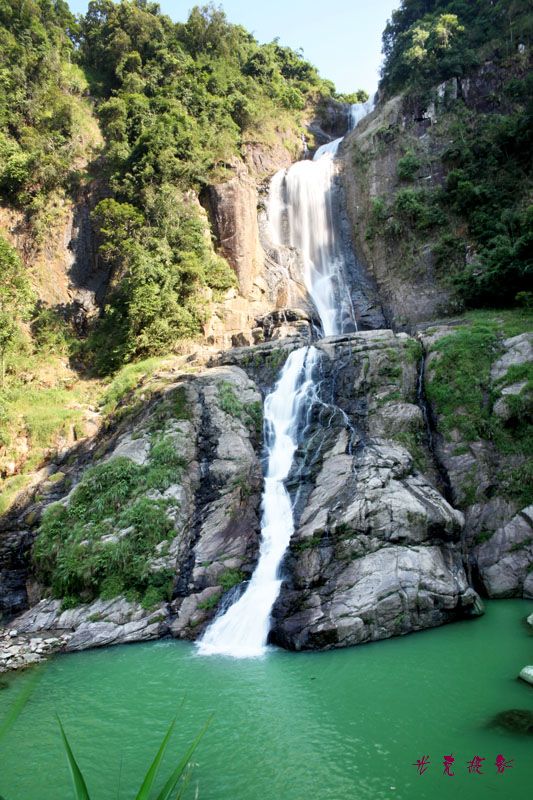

67,1,400,95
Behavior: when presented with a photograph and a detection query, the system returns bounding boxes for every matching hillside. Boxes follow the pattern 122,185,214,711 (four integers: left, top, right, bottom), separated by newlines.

0,0,359,511
0,0,531,673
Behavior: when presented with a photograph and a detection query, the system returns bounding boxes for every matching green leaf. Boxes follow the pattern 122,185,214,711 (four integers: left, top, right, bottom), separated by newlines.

57,716,91,800
154,716,212,800
134,717,177,800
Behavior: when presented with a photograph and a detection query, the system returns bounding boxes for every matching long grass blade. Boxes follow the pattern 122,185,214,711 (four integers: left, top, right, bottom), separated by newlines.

154,715,212,800
173,764,193,800
0,669,41,742
57,716,91,800
134,717,177,800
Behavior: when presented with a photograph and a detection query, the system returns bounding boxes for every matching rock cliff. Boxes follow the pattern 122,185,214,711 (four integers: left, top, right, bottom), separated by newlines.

341,62,530,328
1,327,488,669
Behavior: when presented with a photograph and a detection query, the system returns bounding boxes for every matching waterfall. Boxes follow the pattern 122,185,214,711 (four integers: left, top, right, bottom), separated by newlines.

198,103,370,658
198,347,318,657
349,99,374,131
267,138,358,336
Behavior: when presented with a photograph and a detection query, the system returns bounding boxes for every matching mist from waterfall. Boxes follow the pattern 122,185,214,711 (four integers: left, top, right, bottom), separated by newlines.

198,102,369,658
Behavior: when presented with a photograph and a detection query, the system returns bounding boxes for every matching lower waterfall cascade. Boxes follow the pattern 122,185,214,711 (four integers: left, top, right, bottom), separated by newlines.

198,103,369,657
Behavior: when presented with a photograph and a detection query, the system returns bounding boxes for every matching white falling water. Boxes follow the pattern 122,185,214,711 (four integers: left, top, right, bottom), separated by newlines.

197,347,318,657
268,138,346,337
199,102,371,658
349,99,374,131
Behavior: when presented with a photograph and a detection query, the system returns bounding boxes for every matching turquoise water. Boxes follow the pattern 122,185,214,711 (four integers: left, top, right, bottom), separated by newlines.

0,600,532,800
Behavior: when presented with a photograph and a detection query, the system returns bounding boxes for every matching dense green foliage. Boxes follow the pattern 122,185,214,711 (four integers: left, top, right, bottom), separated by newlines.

33,442,185,607
77,0,341,372
380,0,532,96
0,236,35,385
441,94,532,305
370,1,533,308
0,1,346,375
0,0,99,225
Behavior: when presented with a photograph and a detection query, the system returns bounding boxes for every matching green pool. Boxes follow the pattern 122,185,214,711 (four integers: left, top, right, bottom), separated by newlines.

1,600,532,799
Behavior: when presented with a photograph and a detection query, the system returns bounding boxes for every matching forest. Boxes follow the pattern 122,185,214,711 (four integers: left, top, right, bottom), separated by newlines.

0,0,530,378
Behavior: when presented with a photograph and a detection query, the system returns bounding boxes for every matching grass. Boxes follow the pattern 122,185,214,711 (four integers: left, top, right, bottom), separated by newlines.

293,532,324,552
197,592,222,611
425,319,499,441
217,382,262,437
219,569,245,592
0,348,192,517
99,357,172,417
0,350,102,516
474,530,495,545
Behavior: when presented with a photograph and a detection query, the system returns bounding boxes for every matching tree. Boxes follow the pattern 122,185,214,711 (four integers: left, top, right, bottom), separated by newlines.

0,236,35,386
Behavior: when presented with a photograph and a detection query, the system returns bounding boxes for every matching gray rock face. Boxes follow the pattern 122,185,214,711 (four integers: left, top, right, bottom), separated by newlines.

0,529,33,617
491,333,533,381
419,324,533,597
204,161,265,299
1,328,485,666
11,597,167,652
1,363,264,663
221,330,478,650
261,330,477,649
475,506,533,598
341,65,528,328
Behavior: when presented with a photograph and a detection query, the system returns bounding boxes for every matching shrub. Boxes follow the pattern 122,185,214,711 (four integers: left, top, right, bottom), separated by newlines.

219,569,245,592
397,152,421,182
33,437,185,604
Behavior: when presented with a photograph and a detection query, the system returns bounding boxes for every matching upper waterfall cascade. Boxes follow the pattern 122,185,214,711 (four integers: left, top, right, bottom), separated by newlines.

198,102,370,657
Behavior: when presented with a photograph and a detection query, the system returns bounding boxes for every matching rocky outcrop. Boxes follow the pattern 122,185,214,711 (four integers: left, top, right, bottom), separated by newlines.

341,64,529,328
216,329,479,650
1,596,167,673
419,324,533,599
201,137,306,348
272,436,475,650
0,327,496,666
0,182,107,332
0,361,264,661
261,330,478,649
203,161,266,300
475,507,533,598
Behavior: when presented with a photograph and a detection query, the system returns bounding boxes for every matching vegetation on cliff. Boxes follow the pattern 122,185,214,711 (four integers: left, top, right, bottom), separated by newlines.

0,0,88,216
365,0,533,311
33,436,185,609
380,0,532,97
425,309,533,507
0,0,353,374
0,0,351,510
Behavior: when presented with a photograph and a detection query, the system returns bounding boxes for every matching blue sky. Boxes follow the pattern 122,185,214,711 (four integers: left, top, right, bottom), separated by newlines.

67,1,400,95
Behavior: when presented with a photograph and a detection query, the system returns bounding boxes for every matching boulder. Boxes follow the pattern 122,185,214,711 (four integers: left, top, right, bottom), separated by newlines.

519,666,533,686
